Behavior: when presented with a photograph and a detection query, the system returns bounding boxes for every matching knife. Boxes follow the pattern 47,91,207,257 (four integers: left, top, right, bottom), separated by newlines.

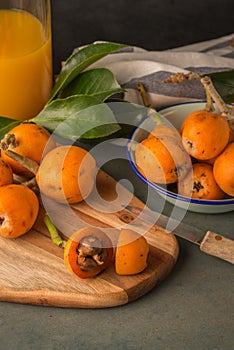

123,205,234,264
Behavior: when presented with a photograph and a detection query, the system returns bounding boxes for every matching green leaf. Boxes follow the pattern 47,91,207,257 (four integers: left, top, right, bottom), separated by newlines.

48,42,127,103
0,117,21,140
205,69,234,103
80,101,148,144
91,88,124,102
59,68,125,102
31,95,121,140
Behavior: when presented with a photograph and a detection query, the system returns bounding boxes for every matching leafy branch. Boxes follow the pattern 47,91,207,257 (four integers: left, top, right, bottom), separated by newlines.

0,41,233,142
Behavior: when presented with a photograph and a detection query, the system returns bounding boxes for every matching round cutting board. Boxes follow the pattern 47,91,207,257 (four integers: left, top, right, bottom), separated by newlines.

0,170,179,308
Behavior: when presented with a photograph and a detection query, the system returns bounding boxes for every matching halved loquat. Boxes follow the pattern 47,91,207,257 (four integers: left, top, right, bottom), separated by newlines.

64,227,113,279
115,229,149,275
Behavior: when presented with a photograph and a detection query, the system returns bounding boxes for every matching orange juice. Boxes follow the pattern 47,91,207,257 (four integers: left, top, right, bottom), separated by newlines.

0,9,52,120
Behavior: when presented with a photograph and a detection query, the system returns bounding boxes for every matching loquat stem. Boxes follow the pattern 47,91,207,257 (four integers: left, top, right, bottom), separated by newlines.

200,76,234,120
43,214,66,248
137,82,151,107
22,177,38,190
137,82,163,125
13,174,38,191
204,88,215,112
5,149,39,175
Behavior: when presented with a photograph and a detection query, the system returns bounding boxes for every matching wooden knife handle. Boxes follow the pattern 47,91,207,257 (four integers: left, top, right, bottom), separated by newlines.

200,231,234,264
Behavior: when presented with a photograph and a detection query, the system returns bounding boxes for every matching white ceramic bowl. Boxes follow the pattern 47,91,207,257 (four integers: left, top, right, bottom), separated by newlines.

127,101,234,213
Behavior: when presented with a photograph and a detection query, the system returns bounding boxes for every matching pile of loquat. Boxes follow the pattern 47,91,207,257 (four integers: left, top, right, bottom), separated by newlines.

135,108,234,200
0,122,97,239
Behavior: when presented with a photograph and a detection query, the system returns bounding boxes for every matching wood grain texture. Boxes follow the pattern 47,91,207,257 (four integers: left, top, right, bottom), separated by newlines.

0,170,179,308
200,231,234,264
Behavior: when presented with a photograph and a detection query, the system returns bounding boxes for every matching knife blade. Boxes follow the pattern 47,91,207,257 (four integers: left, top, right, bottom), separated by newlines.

123,205,234,264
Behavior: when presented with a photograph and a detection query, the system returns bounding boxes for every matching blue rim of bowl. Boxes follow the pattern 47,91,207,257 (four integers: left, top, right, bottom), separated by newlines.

127,101,234,207
158,100,207,111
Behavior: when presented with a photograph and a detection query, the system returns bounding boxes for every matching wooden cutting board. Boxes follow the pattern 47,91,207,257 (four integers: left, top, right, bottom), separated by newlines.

0,170,179,308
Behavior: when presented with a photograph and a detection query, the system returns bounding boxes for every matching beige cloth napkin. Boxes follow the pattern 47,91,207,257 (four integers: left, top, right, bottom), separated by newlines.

91,33,234,110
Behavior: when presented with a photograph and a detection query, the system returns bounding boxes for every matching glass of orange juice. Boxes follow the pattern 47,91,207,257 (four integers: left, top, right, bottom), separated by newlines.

0,0,53,120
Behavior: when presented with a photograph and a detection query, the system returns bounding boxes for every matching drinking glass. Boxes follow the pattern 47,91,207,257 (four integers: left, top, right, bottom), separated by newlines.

0,0,53,120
